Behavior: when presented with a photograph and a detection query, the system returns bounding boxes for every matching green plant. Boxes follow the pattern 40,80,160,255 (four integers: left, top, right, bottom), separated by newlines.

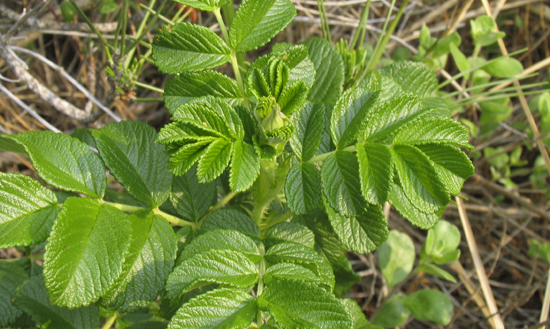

372,221,461,327
0,0,480,328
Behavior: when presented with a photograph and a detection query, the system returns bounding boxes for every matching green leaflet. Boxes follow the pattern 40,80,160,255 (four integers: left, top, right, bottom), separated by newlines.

330,88,380,148
43,198,132,308
303,38,345,105
103,210,177,312
230,140,260,192
417,263,457,283
360,61,439,102
264,222,315,249
170,165,216,222
393,117,472,150
0,131,106,198
197,138,233,183
481,58,523,78
264,242,335,291
168,288,257,329
91,120,173,208
371,295,410,328
177,229,261,265
402,290,453,325
321,151,367,216
420,220,461,265
0,172,60,249
289,102,325,161
152,22,231,74
13,274,99,329
341,299,373,329
201,208,261,238
388,184,444,229
171,0,230,11
361,94,425,143
356,143,393,204
263,263,320,284
0,262,29,326
165,250,259,300
285,163,321,215
163,71,241,112
258,280,352,329
172,97,244,140
279,81,310,116
391,145,450,213
229,0,296,53
295,212,360,296
378,230,415,289
416,144,475,196
323,199,388,254
167,140,211,176
246,45,316,90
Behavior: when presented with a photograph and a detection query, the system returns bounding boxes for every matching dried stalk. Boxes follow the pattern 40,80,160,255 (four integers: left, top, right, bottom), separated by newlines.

456,196,505,329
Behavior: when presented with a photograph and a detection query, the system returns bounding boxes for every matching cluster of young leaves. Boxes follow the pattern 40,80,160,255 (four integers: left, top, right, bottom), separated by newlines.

372,221,461,328
0,0,477,327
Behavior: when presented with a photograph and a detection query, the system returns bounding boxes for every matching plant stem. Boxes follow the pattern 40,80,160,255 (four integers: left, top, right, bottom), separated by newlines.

307,145,356,163
256,243,266,325
365,0,409,74
133,97,164,102
213,8,246,97
133,80,164,93
198,191,238,227
104,201,144,213
350,0,372,51
153,208,197,228
103,201,196,228
101,313,117,329
68,0,114,55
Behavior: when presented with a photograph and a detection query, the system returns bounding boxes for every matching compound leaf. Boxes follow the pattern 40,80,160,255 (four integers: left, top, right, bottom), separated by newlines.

356,143,393,204
170,165,216,222
393,117,472,150
330,88,379,148
324,199,388,254
229,0,296,52
164,71,241,112
258,280,352,329
165,250,259,300
152,22,231,74
0,131,106,198
392,145,450,213
303,38,345,105
168,288,257,329
103,210,177,312
285,163,321,215
290,102,325,161
0,262,29,326
13,274,99,329
0,172,60,249
321,151,367,216
91,120,172,208
230,140,260,192
43,198,131,308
